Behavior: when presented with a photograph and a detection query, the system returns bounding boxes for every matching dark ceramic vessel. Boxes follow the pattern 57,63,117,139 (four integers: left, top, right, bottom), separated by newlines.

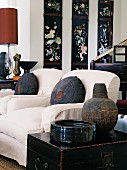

82,83,118,135
0,52,12,79
50,119,96,145
0,52,6,79
20,61,38,73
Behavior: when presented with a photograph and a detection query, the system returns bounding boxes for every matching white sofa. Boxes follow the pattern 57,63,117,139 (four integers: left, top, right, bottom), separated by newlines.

0,69,120,167
0,68,63,115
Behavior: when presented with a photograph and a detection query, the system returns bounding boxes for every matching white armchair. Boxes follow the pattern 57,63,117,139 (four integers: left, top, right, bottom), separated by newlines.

42,69,120,132
0,70,120,167
0,68,63,114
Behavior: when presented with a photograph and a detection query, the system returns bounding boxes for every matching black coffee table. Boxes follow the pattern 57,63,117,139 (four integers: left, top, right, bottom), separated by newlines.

27,130,127,170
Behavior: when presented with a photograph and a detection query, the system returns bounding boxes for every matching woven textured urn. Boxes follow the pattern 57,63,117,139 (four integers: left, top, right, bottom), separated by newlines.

82,83,118,134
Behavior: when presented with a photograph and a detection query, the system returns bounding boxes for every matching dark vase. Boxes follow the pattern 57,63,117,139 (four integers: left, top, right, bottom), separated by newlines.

82,83,118,135
0,52,13,79
0,52,6,79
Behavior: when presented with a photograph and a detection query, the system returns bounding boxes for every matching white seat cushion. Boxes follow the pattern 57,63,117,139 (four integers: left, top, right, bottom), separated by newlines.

0,107,45,146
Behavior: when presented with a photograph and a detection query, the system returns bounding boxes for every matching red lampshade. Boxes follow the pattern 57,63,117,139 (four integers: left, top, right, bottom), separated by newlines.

0,8,18,45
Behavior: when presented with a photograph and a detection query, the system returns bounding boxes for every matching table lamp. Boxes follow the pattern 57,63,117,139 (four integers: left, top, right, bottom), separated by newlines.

0,8,18,79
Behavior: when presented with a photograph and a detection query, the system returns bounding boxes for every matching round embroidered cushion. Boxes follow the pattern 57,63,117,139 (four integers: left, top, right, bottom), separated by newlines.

50,76,85,105
14,73,39,95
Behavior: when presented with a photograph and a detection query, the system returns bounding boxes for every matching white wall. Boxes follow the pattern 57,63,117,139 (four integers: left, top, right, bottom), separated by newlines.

113,0,121,45
88,0,98,69
30,0,43,70
16,0,30,61
120,0,127,41
62,0,72,73
0,0,127,73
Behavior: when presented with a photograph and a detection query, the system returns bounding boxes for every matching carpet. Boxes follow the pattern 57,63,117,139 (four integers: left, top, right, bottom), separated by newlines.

0,155,26,170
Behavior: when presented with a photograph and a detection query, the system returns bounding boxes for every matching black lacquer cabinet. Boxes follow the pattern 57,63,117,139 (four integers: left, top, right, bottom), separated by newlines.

27,131,127,170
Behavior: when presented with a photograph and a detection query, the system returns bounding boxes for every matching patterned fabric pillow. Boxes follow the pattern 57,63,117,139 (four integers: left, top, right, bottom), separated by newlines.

14,73,39,95
50,76,85,105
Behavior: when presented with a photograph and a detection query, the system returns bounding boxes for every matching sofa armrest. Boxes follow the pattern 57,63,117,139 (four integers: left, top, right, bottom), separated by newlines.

41,103,84,132
0,95,50,114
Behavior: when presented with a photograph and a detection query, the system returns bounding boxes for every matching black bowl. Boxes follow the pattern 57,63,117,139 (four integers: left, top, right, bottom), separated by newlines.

20,61,38,73
50,120,96,145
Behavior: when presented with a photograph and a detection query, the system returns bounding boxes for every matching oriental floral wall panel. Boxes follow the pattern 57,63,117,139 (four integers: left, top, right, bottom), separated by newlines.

97,0,113,61
44,0,62,69
71,0,89,70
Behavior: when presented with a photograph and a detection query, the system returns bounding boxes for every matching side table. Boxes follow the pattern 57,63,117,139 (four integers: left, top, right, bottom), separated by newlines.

0,79,16,90
27,130,127,170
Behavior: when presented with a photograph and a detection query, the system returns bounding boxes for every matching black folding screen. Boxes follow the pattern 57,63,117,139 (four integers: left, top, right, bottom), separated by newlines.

71,0,89,70
44,0,62,69
97,0,113,56
43,0,113,69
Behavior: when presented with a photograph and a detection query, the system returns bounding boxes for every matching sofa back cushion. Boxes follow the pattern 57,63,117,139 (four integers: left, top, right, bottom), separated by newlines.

33,68,63,96
50,76,85,105
63,70,120,103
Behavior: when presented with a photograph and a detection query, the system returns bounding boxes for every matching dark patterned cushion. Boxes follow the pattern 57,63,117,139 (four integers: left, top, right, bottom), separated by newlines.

50,76,85,105
14,73,39,95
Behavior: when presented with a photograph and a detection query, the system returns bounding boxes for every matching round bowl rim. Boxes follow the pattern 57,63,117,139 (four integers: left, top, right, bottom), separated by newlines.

51,119,96,129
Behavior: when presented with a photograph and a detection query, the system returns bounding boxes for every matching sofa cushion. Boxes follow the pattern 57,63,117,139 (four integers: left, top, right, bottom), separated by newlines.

14,73,39,95
50,76,85,105
33,68,63,95
0,107,45,146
